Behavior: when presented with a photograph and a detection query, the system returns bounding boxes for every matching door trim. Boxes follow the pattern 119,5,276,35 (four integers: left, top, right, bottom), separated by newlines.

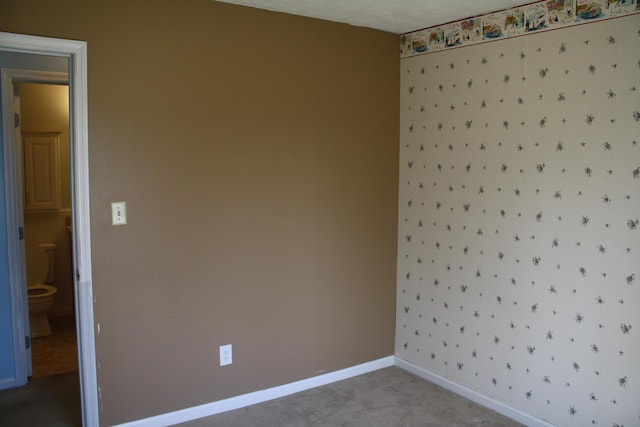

0,32,98,427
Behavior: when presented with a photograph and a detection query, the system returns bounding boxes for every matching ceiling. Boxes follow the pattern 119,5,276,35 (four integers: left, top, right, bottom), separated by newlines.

216,0,532,34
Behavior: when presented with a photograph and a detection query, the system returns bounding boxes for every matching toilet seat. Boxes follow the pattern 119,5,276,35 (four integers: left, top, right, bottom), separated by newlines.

27,283,58,298
25,241,58,338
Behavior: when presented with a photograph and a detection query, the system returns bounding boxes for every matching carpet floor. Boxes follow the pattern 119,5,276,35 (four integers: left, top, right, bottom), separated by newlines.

177,367,523,427
0,365,525,426
0,314,81,426
0,370,81,427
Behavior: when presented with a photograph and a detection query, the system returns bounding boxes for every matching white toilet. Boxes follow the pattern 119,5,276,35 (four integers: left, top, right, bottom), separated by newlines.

26,242,58,338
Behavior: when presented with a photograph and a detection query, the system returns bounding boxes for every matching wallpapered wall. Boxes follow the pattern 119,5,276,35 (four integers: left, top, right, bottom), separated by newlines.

396,14,639,427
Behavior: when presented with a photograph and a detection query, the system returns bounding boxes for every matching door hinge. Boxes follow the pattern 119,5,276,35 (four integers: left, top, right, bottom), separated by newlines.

14,113,20,127
18,226,24,241
25,336,30,349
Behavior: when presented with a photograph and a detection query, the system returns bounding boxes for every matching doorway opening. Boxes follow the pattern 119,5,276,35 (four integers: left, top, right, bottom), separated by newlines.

19,82,78,380
0,32,97,427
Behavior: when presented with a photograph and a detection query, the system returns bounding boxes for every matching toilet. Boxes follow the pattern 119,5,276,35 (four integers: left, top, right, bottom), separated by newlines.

26,242,58,338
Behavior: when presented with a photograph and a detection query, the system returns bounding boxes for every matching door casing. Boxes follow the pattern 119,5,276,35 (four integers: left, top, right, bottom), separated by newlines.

0,32,98,427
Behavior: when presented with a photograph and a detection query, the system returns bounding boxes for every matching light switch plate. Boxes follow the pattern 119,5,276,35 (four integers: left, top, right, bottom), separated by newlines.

111,201,127,225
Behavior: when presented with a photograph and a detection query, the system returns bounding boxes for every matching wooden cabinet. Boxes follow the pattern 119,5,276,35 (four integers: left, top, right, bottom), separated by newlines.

22,132,61,211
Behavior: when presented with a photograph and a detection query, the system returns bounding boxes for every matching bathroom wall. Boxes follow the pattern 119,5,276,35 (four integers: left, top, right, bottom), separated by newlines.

20,83,74,317
396,13,640,427
0,1,399,424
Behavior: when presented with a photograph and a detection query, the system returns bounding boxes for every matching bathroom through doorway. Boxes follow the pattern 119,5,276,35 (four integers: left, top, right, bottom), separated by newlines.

18,81,78,379
0,32,98,426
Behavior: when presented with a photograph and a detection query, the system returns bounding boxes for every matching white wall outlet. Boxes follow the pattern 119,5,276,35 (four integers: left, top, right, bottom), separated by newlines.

219,344,232,366
111,201,127,225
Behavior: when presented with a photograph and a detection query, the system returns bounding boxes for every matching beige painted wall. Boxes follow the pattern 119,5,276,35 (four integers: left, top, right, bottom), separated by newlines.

19,83,74,317
0,1,399,425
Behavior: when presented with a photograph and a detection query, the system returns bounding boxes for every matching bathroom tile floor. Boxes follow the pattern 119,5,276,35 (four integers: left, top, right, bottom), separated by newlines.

31,315,78,378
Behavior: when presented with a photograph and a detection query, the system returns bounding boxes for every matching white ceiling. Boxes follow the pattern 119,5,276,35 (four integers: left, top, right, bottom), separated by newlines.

216,0,532,34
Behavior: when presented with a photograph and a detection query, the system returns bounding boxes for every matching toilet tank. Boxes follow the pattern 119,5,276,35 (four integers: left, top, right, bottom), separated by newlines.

25,242,56,285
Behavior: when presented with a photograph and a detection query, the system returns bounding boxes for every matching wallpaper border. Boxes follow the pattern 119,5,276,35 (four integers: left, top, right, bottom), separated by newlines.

400,0,640,57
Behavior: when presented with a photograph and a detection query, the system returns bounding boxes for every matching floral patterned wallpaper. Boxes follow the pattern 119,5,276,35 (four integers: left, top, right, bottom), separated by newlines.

396,14,640,427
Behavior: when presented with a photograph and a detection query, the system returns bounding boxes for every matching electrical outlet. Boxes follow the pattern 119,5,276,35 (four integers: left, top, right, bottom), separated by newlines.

219,344,232,366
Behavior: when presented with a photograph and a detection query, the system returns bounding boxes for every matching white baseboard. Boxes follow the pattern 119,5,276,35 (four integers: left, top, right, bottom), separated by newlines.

0,376,17,391
394,356,553,427
114,355,395,427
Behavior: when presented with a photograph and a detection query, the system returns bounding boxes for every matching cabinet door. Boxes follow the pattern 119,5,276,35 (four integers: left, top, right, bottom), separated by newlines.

22,132,60,211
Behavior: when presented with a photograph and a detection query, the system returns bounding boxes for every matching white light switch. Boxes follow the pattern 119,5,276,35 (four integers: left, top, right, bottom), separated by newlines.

111,201,127,225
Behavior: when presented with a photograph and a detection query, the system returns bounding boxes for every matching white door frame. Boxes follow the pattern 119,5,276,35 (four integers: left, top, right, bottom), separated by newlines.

0,32,98,427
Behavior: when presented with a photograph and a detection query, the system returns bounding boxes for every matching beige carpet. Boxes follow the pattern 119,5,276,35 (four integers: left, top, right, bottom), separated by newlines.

0,315,81,426
0,371,81,427
0,365,524,426
178,367,523,427
5,316,523,426
4,316,524,426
